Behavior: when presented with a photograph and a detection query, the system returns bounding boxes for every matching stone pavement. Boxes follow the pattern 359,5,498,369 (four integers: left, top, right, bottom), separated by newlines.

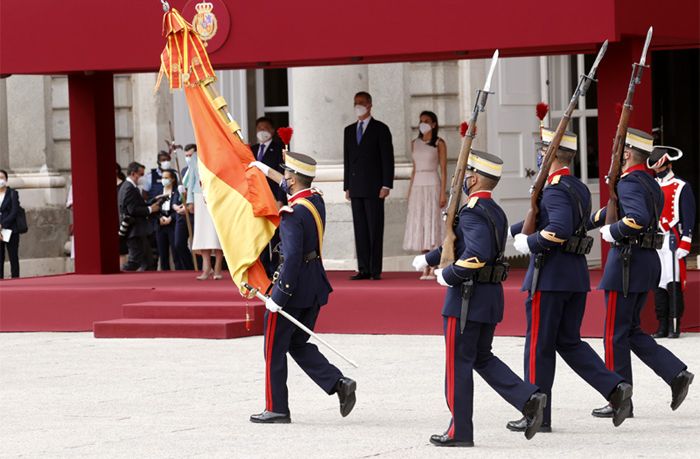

1,332,698,458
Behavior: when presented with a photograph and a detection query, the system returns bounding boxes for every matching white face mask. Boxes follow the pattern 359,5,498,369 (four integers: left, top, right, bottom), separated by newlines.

256,130,272,144
184,155,192,164
354,104,368,118
418,123,432,135
162,178,172,188
137,175,147,187
160,161,171,170
0,179,6,188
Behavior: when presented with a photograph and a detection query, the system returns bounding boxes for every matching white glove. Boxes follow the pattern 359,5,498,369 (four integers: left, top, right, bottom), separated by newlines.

178,184,186,194
248,161,270,177
265,296,282,313
676,248,689,259
513,233,531,255
435,268,450,287
412,254,429,272
600,225,615,243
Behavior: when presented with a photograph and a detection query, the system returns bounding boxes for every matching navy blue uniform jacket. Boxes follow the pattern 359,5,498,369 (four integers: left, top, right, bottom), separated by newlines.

426,192,507,324
271,190,333,309
510,169,591,293
589,165,663,292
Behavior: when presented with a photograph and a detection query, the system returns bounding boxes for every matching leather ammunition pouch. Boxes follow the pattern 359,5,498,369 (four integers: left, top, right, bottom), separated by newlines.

613,232,664,250
475,262,510,283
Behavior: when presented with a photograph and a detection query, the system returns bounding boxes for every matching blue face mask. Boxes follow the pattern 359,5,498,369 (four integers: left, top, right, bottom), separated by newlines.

536,148,546,170
280,178,291,195
656,168,670,179
462,174,473,196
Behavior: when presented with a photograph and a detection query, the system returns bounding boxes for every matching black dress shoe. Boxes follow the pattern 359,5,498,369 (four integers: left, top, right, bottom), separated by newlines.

250,410,291,424
429,434,474,447
336,377,357,417
652,318,668,338
370,275,382,280
671,370,694,410
521,392,547,440
350,272,370,280
592,402,635,419
608,382,633,427
506,417,552,433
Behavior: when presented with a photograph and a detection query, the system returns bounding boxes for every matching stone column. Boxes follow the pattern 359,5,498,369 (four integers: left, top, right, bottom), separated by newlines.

131,73,172,169
6,75,52,172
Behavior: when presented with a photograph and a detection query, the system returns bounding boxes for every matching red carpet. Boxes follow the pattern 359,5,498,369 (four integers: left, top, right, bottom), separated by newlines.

1,270,697,338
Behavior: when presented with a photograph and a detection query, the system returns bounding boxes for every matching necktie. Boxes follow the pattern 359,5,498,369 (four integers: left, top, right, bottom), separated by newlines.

257,144,265,161
356,121,363,144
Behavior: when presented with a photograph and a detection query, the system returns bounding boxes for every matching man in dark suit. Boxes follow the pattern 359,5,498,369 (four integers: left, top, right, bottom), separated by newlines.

343,91,394,280
119,162,161,271
250,117,286,277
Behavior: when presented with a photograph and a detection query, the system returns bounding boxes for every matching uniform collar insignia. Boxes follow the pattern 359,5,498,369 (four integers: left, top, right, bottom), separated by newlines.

289,188,315,204
468,190,492,200
547,167,570,184
622,163,653,177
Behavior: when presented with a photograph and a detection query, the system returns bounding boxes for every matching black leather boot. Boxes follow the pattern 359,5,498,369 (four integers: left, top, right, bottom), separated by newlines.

652,318,668,338
429,433,474,447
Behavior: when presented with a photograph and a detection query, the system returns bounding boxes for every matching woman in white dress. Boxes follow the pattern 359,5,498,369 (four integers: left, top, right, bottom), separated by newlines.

403,111,447,279
184,150,224,280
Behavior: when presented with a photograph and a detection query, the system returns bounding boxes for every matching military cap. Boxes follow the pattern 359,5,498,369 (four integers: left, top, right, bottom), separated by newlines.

282,152,317,178
538,127,577,152
467,150,504,180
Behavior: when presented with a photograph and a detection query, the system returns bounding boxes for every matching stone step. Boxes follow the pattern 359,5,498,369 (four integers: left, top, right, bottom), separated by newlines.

122,301,264,320
93,318,263,339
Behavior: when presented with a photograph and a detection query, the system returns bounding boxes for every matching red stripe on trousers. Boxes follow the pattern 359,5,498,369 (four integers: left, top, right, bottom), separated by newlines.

605,291,617,371
528,292,541,384
446,317,456,439
265,312,278,411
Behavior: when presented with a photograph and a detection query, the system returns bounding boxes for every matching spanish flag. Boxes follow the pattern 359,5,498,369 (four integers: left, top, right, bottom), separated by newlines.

157,8,279,294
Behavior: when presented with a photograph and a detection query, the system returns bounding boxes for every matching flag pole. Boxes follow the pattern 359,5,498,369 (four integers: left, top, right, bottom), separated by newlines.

243,283,359,368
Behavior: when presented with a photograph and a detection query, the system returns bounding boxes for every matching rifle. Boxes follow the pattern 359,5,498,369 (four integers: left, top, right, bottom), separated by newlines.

520,40,609,235
166,121,198,270
439,50,499,267
605,26,653,224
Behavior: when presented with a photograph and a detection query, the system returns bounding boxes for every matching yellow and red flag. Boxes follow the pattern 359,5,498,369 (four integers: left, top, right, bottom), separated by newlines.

157,8,278,294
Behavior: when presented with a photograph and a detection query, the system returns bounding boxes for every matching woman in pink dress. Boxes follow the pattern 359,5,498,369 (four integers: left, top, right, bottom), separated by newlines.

403,111,447,280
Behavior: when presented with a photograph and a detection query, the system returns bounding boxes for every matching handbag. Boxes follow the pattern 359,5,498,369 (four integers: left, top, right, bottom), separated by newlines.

15,206,28,234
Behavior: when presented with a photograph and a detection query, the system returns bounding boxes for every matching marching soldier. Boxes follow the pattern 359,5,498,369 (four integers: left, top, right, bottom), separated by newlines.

647,146,696,338
413,150,547,447
248,153,357,423
509,128,634,431
589,129,694,418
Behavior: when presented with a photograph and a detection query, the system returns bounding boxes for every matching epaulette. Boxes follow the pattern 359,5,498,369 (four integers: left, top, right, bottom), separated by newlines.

279,205,294,214
550,175,562,185
467,196,479,208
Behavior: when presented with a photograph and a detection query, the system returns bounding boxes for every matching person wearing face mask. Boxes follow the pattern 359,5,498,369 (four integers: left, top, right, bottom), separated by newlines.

588,128,693,419
172,144,197,271
249,117,286,277
153,169,183,270
116,163,129,267
412,151,546,447
0,169,21,279
343,91,395,280
143,151,172,202
508,128,633,432
647,146,696,339
403,111,447,280
248,152,357,424
118,162,161,271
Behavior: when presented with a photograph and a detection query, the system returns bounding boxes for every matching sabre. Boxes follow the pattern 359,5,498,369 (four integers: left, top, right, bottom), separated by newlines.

242,283,359,369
